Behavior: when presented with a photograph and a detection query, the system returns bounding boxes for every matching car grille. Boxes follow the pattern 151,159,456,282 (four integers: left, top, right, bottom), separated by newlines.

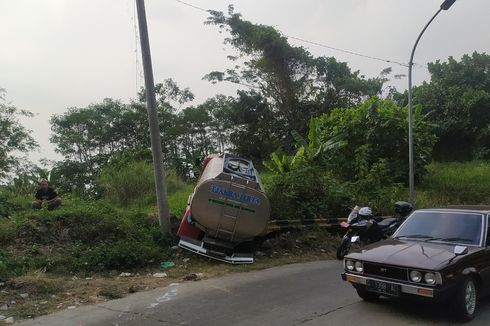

363,263,408,282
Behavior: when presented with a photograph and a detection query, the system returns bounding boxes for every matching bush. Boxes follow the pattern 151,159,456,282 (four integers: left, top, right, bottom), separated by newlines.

98,160,187,207
0,250,21,281
349,159,407,215
0,198,173,276
66,239,165,272
98,161,155,207
317,97,437,184
265,166,351,220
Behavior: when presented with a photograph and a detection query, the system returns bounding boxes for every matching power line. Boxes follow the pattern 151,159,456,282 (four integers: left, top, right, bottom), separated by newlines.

285,35,408,67
172,0,421,68
133,0,139,95
174,0,207,12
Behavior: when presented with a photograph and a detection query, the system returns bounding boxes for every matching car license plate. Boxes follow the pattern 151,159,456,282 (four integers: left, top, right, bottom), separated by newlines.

366,279,400,297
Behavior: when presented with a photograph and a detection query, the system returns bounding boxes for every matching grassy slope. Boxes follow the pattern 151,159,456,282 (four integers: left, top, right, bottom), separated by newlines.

1,161,490,320
416,161,490,207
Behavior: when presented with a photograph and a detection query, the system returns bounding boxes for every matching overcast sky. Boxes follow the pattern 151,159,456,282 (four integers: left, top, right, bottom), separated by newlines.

1,0,489,164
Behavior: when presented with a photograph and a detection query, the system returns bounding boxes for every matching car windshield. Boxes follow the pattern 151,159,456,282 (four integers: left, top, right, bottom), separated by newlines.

393,211,483,246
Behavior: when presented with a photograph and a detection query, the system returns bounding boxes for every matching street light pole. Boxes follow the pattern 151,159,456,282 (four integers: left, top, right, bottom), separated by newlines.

407,0,456,205
136,0,171,234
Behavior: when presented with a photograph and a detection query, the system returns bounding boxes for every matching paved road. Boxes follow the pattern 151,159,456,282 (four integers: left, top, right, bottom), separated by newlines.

18,260,490,325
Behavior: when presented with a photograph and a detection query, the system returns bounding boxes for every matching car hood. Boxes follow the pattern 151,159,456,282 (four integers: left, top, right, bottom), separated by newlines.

347,239,483,270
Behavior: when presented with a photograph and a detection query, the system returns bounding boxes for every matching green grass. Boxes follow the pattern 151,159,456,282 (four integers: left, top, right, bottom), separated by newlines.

0,197,175,280
168,184,193,219
0,168,195,281
417,161,490,207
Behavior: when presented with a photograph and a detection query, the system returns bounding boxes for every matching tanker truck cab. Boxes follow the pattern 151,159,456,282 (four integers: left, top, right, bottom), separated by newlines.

177,153,271,264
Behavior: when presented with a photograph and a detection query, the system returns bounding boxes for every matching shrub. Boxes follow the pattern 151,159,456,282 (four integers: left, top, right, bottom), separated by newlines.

98,161,155,207
66,239,166,272
1,198,173,276
316,97,437,184
0,250,21,281
98,160,187,207
349,159,407,215
265,166,351,220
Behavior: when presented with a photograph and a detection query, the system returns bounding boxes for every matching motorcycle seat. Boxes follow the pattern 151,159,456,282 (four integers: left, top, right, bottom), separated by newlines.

377,217,399,227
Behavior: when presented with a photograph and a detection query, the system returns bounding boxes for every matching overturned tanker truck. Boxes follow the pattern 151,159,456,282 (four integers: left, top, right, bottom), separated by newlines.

177,153,270,264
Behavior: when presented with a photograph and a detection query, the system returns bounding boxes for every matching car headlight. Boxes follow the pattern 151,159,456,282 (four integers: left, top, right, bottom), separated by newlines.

355,261,364,273
424,272,436,285
410,270,422,283
345,260,354,271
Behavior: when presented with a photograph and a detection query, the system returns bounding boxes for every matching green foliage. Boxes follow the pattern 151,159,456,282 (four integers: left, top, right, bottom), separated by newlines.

264,118,346,172
265,166,350,219
205,7,385,153
6,163,52,196
226,91,279,162
0,250,21,281
0,89,38,181
316,97,436,184
0,198,174,277
167,184,194,219
263,97,436,218
419,161,490,205
412,52,490,160
97,157,187,209
68,239,163,272
49,98,153,194
98,161,155,207
349,159,406,215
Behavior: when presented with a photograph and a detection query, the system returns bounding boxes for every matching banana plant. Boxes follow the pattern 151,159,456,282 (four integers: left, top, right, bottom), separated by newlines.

264,117,346,173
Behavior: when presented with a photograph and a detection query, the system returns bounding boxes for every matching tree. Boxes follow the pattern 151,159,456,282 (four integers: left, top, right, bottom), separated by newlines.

412,52,490,160
199,95,235,155
226,91,279,162
204,6,385,149
139,78,195,165
316,97,437,184
50,98,150,193
50,79,197,191
0,88,38,181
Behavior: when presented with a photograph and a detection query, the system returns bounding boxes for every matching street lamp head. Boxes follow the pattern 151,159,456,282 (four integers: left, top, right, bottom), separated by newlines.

440,0,456,10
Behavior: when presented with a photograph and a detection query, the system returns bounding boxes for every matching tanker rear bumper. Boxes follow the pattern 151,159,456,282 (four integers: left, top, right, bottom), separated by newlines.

178,236,254,264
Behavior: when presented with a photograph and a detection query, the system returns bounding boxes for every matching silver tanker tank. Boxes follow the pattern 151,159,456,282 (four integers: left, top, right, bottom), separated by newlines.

177,153,270,263
190,154,270,242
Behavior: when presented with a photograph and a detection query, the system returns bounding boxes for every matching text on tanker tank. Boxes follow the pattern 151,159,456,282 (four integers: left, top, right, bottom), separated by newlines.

209,185,261,205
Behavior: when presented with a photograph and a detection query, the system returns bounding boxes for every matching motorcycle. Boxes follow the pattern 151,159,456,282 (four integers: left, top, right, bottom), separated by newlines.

336,201,413,259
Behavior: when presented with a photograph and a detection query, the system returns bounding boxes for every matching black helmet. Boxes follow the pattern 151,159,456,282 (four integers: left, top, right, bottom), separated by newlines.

394,201,413,217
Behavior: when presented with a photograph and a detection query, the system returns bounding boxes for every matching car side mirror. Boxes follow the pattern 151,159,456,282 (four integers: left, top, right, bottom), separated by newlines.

454,246,468,256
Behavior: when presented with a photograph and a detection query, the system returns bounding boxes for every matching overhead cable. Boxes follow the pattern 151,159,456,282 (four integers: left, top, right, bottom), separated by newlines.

173,0,418,68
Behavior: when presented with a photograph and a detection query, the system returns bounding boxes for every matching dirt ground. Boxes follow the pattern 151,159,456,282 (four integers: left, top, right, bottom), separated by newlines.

0,229,339,323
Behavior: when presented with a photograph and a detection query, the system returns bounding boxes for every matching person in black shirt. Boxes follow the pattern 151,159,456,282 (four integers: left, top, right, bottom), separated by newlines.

32,179,62,210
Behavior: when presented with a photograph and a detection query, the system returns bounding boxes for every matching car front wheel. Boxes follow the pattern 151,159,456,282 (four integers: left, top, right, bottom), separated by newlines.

453,276,478,322
355,285,379,302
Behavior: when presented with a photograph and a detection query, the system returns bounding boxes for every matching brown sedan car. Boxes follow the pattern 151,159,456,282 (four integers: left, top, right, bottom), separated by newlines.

341,208,490,321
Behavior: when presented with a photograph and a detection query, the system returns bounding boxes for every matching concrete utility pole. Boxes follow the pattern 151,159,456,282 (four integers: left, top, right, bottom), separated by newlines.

136,0,171,233
407,0,456,205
